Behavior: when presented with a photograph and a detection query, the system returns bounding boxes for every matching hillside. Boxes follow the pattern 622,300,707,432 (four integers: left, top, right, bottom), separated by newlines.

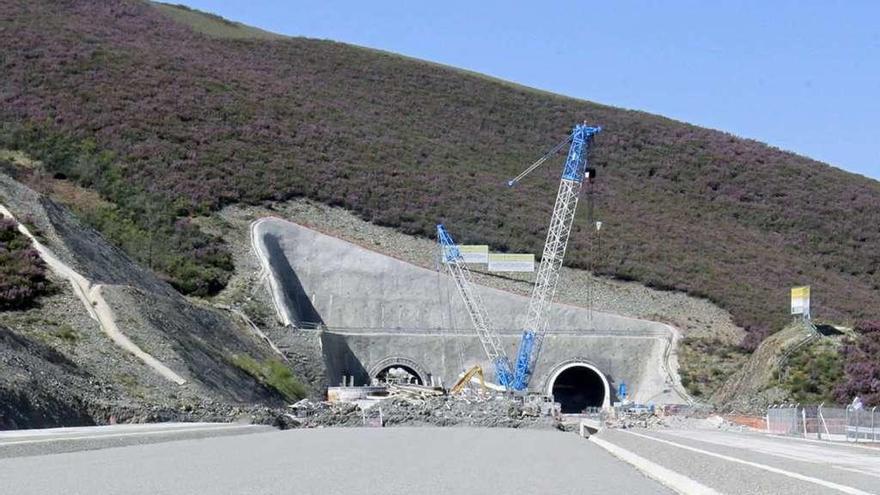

0,172,310,427
1,0,878,342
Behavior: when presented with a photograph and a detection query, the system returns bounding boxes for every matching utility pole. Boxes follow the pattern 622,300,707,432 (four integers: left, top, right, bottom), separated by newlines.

591,220,602,330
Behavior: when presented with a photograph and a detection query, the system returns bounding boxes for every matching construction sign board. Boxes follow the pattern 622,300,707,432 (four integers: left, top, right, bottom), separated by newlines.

457,245,489,264
791,286,811,316
488,253,535,272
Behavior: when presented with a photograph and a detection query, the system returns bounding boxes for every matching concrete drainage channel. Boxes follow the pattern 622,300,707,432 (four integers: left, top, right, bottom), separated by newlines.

587,434,723,495
574,412,722,494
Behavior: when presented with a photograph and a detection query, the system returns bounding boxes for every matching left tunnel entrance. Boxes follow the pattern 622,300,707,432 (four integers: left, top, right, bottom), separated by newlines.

374,365,424,385
368,357,428,386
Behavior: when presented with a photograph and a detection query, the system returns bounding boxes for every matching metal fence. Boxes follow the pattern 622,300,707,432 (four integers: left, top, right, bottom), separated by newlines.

767,404,879,443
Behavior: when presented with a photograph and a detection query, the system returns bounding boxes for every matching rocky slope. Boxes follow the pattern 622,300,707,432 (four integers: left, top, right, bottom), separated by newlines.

0,173,302,428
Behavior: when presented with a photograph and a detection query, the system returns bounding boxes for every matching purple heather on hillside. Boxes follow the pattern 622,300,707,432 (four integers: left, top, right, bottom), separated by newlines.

1,1,878,337
0,217,51,309
835,321,880,407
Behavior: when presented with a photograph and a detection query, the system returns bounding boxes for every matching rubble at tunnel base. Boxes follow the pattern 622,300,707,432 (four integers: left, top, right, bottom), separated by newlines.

277,391,566,430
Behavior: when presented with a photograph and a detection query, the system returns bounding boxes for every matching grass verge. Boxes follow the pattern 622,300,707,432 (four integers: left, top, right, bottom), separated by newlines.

231,355,306,402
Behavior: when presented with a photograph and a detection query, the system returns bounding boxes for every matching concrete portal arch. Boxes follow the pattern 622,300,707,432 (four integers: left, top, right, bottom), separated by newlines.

544,359,611,411
368,356,429,385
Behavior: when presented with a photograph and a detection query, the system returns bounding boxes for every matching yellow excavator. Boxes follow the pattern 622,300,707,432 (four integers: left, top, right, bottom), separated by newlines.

449,365,487,395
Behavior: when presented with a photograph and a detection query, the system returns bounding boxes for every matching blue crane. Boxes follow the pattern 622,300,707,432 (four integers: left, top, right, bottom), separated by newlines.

508,123,601,390
437,224,515,388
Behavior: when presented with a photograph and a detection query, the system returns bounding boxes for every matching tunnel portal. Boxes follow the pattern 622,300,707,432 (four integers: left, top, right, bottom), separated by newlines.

548,363,609,413
368,357,429,386
375,365,424,385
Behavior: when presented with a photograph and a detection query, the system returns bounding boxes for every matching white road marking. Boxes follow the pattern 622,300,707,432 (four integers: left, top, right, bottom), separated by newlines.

590,435,721,495
658,429,880,476
622,430,875,495
0,424,258,447
764,433,880,453
0,422,225,439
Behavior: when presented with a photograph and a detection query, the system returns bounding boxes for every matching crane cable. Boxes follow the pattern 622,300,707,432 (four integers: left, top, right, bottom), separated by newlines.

506,136,572,187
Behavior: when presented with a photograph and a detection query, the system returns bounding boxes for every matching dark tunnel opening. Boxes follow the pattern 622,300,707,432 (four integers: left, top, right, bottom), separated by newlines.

375,365,423,385
551,365,606,414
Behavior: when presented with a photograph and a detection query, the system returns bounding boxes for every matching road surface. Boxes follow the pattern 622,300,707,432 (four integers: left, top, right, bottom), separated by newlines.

2,424,878,494
596,427,880,494
0,425,670,495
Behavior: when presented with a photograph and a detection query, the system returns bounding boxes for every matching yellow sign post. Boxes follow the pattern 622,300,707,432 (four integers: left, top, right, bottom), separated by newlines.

790,286,811,318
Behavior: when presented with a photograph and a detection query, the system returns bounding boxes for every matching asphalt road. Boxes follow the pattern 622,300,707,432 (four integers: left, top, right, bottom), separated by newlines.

3,423,877,494
0,423,272,459
597,427,880,494
0,426,671,495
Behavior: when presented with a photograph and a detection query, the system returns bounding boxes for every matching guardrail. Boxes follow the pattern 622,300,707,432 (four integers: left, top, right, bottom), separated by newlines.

767,404,879,443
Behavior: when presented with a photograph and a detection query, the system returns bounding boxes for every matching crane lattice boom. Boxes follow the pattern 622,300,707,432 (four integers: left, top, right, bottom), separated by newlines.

437,224,515,387
510,123,601,390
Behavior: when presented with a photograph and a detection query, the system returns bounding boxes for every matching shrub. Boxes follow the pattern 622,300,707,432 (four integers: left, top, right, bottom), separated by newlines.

1,126,232,297
0,217,52,310
781,343,843,404
678,337,748,398
738,325,774,353
834,321,880,406
231,355,307,401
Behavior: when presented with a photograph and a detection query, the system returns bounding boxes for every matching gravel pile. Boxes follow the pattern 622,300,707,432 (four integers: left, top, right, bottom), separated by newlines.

279,394,562,430
602,411,744,432
606,412,670,430
93,401,287,426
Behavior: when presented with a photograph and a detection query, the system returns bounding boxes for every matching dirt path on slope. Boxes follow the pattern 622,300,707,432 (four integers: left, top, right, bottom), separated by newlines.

0,204,187,385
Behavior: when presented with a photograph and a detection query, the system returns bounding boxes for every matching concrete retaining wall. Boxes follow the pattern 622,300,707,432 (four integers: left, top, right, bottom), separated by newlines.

254,217,686,404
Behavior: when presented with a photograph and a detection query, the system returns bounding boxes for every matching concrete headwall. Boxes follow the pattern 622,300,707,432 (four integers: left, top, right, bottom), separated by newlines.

320,329,671,404
254,217,687,404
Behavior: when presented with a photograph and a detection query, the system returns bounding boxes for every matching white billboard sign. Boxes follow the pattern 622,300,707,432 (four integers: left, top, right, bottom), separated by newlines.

457,245,489,264
488,253,535,272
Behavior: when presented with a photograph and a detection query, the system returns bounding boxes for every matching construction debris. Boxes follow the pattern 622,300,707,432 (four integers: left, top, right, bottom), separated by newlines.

277,391,563,430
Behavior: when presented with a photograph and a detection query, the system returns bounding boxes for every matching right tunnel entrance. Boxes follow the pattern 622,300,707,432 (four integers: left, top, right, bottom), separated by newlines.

548,363,609,413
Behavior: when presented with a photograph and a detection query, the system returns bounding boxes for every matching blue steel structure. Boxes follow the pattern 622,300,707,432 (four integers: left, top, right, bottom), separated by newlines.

508,123,601,390
437,224,515,388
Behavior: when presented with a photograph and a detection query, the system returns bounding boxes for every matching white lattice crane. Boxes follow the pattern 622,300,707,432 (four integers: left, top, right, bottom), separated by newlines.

436,224,515,387
509,123,601,390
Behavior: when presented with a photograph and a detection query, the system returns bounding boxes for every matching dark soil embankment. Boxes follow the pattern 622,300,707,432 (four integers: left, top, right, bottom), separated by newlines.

0,326,96,429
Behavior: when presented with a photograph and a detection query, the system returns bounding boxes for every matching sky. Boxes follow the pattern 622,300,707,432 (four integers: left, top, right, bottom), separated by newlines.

175,1,880,180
